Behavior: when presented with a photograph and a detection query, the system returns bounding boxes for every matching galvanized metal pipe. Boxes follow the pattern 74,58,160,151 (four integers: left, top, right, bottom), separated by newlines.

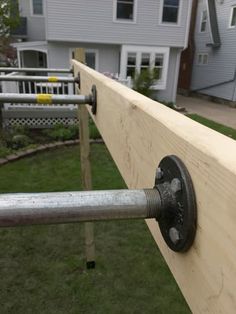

0,67,71,73
0,189,161,227
0,75,75,83
0,93,91,105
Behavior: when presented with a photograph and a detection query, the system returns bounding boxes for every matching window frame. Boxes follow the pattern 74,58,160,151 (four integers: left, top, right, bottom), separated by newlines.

229,5,236,28
120,45,170,90
113,0,137,24
31,0,44,17
160,0,182,26
199,10,208,33
197,53,209,66
126,52,137,78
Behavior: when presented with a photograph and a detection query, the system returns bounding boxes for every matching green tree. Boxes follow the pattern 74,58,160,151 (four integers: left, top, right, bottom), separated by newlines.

132,68,159,98
0,0,19,36
0,0,20,129
0,0,19,61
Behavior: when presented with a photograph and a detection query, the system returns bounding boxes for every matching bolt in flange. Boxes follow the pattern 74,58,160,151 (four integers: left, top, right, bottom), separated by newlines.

155,155,197,252
89,85,97,115
156,167,163,180
169,227,180,245
74,72,96,114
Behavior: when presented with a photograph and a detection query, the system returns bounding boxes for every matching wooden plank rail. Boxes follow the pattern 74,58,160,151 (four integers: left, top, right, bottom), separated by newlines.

72,60,236,314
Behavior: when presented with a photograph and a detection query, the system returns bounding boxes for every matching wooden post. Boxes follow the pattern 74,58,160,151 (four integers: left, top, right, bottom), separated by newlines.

0,103,3,132
74,49,95,269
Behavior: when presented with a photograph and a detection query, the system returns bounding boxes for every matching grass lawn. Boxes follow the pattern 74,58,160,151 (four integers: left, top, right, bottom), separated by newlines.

187,114,236,140
0,144,190,314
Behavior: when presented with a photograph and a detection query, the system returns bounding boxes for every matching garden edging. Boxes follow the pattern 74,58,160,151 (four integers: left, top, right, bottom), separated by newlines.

0,139,104,166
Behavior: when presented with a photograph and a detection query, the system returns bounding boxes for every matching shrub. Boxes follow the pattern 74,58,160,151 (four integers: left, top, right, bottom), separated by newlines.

1,129,14,147
133,69,159,98
43,124,79,141
0,145,12,158
67,124,79,139
11,134,31,149
12,125,30,136
1,125,31,149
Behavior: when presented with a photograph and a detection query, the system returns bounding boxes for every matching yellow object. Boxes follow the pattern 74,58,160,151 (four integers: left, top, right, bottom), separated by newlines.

48,76,58,82
36,94,52,104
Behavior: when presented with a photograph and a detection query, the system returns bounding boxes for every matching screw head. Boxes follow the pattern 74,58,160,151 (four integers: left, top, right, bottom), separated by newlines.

169,227,180,244
156,167,163,180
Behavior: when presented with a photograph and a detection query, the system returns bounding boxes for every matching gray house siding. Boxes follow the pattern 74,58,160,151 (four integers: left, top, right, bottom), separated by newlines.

47,43,181,103
18,0,46,41
191,0,236,101
234,82,236,101
199,80,236,101
47,42,120,74
46,0,191,48
14,0,192,104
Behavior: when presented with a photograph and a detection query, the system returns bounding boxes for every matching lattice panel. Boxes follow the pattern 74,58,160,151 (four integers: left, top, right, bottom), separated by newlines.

4,117,79,128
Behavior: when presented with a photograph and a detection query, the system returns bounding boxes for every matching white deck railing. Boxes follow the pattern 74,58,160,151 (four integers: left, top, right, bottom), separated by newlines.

0,70,77,128
0,69,132,128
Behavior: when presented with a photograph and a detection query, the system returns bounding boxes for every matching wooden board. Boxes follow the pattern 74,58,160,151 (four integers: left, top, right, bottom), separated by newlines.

72,60,236,314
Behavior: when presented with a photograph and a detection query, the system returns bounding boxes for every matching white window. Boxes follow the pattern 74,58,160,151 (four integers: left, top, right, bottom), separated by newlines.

229,6,236,28
126,53,164,81
162,0,180,24
197,53,208,65
197,54,203,64
154,54,164,80
120,46,170,90
126,52,137,77
200,10,207,32
31,0,43,16
113,0,137,23
140,53,151,73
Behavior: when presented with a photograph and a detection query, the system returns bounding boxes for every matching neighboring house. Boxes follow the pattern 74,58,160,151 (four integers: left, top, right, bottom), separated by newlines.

179,0,236,105
10,0,47,68
12,0,193,102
